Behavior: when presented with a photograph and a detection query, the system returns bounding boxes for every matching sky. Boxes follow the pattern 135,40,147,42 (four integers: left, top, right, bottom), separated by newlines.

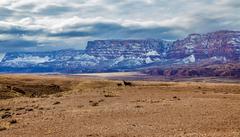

0,0,240,52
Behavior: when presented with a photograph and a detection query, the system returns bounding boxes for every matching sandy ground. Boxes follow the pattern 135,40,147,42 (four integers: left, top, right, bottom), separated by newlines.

0,75,240,137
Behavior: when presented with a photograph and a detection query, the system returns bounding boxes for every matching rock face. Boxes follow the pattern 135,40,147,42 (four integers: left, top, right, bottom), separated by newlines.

85,39,172,69
86,40,171,59
168,31,240,62
0,30,240,74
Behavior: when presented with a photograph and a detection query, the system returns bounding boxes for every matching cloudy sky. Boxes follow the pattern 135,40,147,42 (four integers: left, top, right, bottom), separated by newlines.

0,0,239,52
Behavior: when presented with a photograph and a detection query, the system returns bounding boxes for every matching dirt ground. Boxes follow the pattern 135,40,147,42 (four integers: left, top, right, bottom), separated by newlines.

0,74,240,137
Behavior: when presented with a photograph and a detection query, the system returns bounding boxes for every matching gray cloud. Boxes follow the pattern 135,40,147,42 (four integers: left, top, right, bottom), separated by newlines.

0,26,43,36
0,39,37,52
0,0,239,52
34,5,75,16
0,7,13,19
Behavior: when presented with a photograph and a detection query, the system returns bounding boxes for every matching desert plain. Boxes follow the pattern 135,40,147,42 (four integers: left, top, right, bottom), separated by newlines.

0,74,240,137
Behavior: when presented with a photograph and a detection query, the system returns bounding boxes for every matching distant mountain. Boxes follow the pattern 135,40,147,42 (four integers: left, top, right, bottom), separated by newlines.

0,40,172,73
0,30,239,75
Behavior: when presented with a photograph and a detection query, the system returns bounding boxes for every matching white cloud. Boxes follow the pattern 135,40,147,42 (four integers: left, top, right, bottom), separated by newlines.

0,0,239,51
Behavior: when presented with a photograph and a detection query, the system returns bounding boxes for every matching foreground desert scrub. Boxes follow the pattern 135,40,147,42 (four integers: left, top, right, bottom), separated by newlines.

0,74,240,137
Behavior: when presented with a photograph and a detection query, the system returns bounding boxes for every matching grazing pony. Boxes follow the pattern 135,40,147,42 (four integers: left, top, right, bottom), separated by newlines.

117,83,123,86
123,80,132,86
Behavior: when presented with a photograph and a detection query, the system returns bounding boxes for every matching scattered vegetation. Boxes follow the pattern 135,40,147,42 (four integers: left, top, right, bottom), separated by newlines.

0,126,6,131
9,119,17,124
135,105,143,108
90,101,99,107
53,101,61,105
104,92,119,97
